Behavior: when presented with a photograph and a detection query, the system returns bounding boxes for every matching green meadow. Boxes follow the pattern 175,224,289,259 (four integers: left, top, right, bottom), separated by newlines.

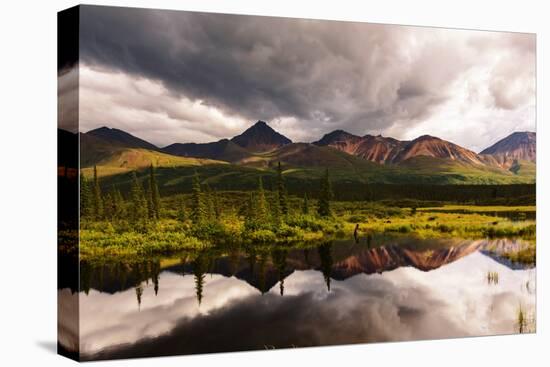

74,164,536,265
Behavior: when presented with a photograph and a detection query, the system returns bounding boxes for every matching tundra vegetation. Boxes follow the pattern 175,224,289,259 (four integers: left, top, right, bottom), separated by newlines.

73,164,536,265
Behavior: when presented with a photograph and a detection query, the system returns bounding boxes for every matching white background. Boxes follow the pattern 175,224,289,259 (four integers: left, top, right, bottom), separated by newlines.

0,0,547,365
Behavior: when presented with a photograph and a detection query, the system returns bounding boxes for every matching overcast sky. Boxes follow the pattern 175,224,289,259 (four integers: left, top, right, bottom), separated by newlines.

71,5,535,152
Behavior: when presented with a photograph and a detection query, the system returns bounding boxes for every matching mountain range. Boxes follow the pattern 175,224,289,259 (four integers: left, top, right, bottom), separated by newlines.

78,120,536,186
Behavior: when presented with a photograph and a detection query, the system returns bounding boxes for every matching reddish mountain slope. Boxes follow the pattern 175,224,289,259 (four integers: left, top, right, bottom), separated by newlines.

391,135,484,165
480,131,536,163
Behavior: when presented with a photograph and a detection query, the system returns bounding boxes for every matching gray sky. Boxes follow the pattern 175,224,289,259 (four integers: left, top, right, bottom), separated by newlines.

74,5,536,152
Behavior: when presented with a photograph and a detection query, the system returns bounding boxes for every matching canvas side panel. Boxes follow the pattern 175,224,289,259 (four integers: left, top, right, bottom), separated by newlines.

57,5,80,362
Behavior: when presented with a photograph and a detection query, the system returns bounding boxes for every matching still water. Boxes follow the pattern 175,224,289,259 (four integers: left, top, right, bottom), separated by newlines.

58,237,536,360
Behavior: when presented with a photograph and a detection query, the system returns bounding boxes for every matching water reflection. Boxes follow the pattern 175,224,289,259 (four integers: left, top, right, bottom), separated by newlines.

60,237,536,360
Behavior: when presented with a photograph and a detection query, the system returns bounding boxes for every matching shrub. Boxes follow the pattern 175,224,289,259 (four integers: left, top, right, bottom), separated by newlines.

436,224,453,233
385,224,412,233
347,214,368,223
247,229,277,243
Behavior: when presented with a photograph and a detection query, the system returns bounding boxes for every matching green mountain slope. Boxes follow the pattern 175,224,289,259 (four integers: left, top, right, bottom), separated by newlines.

391,156,535,184
82,148,226,178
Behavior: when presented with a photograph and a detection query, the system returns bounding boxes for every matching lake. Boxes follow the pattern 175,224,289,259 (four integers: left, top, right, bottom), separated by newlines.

58,236,536,360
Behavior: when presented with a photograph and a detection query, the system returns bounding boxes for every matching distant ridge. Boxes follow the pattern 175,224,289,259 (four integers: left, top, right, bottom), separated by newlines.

480,131,536,162
163,139,251,163
87,126,158,150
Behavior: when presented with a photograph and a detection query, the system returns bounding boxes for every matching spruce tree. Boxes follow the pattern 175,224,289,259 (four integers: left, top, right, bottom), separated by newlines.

270,190,282,227
276,162,288,216
302,193,309,215
317,168,333,217
80,173,92,218
190,171,205,224
112,186,125,219
146,186,154,220
244,192,257,230
92,165,103,220
177,196,187,222
256,177,268,226
203,184,216,221
102,192,114,220
130,172,147,224
148,164,161,220
212,190,221,220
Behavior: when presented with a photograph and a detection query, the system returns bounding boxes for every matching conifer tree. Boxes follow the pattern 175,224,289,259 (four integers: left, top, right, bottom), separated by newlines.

130,172,147,224
80,173,92,218
191,171,205,224
112,186,125,219
92,165,103,220
212,190,221,220
148,164,161,220
203,184,216,221
244,191,257,230
177,196,187,222
102,192,114,220
257,177,268,226
317,168,333,217
302,192,309,215
146,186,154,220
276,162,288,216
270,190,282,227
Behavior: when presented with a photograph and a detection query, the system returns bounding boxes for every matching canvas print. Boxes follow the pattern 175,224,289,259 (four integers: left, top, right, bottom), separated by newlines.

58,5,536,361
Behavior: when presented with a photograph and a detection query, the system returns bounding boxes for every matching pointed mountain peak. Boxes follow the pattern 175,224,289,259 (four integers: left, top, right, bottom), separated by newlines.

480,131,536,162
231,120,292,152
88,126,113,133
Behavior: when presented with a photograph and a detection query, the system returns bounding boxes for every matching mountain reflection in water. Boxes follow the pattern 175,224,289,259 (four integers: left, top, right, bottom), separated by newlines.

59,237,535,360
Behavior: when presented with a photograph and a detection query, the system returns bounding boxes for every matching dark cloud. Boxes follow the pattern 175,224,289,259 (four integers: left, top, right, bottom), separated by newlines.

58,66,78,133
78,5,535,145
82,281,462,361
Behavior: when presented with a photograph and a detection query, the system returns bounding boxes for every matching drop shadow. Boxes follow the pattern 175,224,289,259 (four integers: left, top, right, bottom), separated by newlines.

36,340,57,354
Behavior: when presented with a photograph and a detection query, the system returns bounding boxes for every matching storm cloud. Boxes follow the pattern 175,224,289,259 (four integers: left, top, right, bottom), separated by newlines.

77,5,535,150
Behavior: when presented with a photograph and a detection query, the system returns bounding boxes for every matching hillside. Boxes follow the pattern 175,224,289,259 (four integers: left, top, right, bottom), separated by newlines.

391,135,484,165
357,135,407,163
393,156,533,184
163,139,251,162
81,148,226,178
481,131,536,164
314,131,407,164
87,126,159,150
